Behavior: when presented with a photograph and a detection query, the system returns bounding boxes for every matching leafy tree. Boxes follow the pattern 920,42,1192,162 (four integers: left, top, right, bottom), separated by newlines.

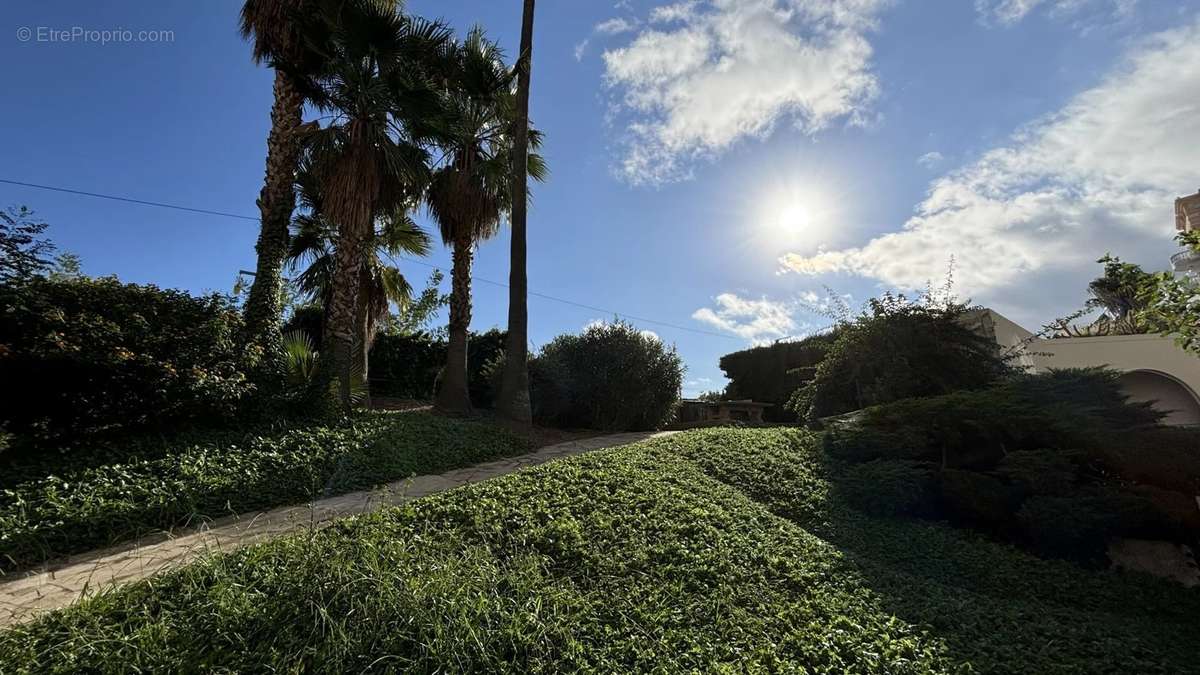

286,162,432,391
0,207,54,283
1142,231,1200,353
497,0,538,425
788,293,1013,422
427,29,546,416
291,0,451,413
382,269,447,337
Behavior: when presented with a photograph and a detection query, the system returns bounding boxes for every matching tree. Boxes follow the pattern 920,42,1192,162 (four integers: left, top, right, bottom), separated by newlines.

787,293,1014,422
286,163,433,397
0,206,54,283
427,29,546,416
1143,231,1200,354
238,0,323,390
496,0,537,424
292,0,451,413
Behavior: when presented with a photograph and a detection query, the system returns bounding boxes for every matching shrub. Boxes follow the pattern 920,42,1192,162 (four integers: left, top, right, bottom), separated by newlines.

717,332,836,421
788,295,1013,423
939,469,1017,530
1093,427,1200,495
995,449,1081,497
530,321,684,431
368,328,506,407
1016,493,1122,560
826,368,1162,466
837,459,935,517
0,276,253,450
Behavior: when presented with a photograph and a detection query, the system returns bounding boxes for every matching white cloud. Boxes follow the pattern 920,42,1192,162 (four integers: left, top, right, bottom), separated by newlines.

692,293,800,344
650,1,701,23
781,21,1200,326
974,0,1137,25
596,17,640,35
916,151,945,168
574,39,590,61
602,0,889,185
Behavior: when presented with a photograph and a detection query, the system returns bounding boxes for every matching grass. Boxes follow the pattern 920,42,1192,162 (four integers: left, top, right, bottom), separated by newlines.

0,412,530,571
2,428,1197,672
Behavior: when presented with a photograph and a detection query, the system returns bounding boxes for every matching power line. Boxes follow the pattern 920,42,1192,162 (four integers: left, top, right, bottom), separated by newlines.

0,179,259,222
1,177,740,341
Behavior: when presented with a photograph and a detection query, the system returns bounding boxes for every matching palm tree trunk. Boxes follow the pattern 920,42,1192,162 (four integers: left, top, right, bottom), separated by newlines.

354,265,372,408
497,0,536,425
243,69,304,390
435,234,475,416
318,220,366,415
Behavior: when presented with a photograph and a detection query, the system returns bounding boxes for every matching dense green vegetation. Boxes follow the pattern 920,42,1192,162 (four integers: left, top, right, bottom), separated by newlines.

0,276,255,447
789,294,1012,422
2,429,1195,672
0,412,528,571
530,320,684,431
716,331,836,421
826,369,1200,561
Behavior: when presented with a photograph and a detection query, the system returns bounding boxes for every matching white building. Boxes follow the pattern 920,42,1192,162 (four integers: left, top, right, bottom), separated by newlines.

977,191,1200,426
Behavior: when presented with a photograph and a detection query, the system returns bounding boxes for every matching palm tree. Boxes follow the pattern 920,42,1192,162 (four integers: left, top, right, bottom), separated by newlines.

291,0,450,413
238,0,326,389
427,28,547,417
286,165,433,396
497,0,537,424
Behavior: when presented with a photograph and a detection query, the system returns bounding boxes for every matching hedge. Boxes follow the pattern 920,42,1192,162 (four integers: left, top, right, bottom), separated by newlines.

0,276,253,450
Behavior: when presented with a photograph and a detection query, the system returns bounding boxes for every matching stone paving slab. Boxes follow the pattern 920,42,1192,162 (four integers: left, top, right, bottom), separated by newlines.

0,430,673,628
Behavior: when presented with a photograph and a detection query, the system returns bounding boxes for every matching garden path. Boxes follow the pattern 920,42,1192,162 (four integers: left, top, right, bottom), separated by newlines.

0,430,673,627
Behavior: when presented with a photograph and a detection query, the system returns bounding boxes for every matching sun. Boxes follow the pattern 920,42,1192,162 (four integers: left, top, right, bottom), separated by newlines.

759,186,833,250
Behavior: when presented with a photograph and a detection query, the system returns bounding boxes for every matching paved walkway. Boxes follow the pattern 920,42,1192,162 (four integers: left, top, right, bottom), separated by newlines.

0,431,671,628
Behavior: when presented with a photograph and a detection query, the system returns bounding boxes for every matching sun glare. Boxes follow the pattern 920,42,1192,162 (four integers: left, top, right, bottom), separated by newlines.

759,184,835,251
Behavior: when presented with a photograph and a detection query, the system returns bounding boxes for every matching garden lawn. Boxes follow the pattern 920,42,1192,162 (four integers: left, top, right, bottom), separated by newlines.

2,429,1197,673
0,412,530,571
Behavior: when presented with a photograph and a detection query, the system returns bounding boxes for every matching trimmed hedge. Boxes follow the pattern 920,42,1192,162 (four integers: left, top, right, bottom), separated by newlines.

0,277,253,449
2,429,1195,672
368,328,506,407
717,332,836,421
0,412,529,571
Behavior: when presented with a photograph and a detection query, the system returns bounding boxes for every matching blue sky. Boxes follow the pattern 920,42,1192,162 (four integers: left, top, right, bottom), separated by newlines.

2,0,1198,397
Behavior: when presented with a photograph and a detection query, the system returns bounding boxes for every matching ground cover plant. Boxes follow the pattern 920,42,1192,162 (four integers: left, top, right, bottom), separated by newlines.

0,412,528,572
2,429,1196,673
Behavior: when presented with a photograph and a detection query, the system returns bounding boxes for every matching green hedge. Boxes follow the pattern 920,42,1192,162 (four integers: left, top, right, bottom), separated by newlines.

717,332,835,421
0,277,253,449
368,329,506,406
2,429,1194,672
0,412,528,571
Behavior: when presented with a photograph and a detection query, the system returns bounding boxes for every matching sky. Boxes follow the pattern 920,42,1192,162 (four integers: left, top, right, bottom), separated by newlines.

2,0,1199,397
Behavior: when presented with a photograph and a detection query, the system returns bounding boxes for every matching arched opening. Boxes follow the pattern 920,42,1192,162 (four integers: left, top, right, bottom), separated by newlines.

1117,370,1200,426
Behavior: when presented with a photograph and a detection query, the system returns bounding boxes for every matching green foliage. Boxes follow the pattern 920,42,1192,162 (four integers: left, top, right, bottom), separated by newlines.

826,368,1162,466
3,429,1195,673
717,332,836,421
530,320,684,431
825,369,1191,560
0,276,255,448
837,459,935,517
368,328,506,406
0,412,528,571
789,294,1013,422
0,206,55,283
382,269,447,336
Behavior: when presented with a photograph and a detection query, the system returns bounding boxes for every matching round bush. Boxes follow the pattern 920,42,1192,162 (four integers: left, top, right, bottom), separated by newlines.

530,321,684,431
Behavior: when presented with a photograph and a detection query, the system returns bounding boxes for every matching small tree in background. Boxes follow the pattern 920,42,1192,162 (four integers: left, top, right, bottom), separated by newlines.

530,320,684,432
789,293,1013,423
0,207,54,283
